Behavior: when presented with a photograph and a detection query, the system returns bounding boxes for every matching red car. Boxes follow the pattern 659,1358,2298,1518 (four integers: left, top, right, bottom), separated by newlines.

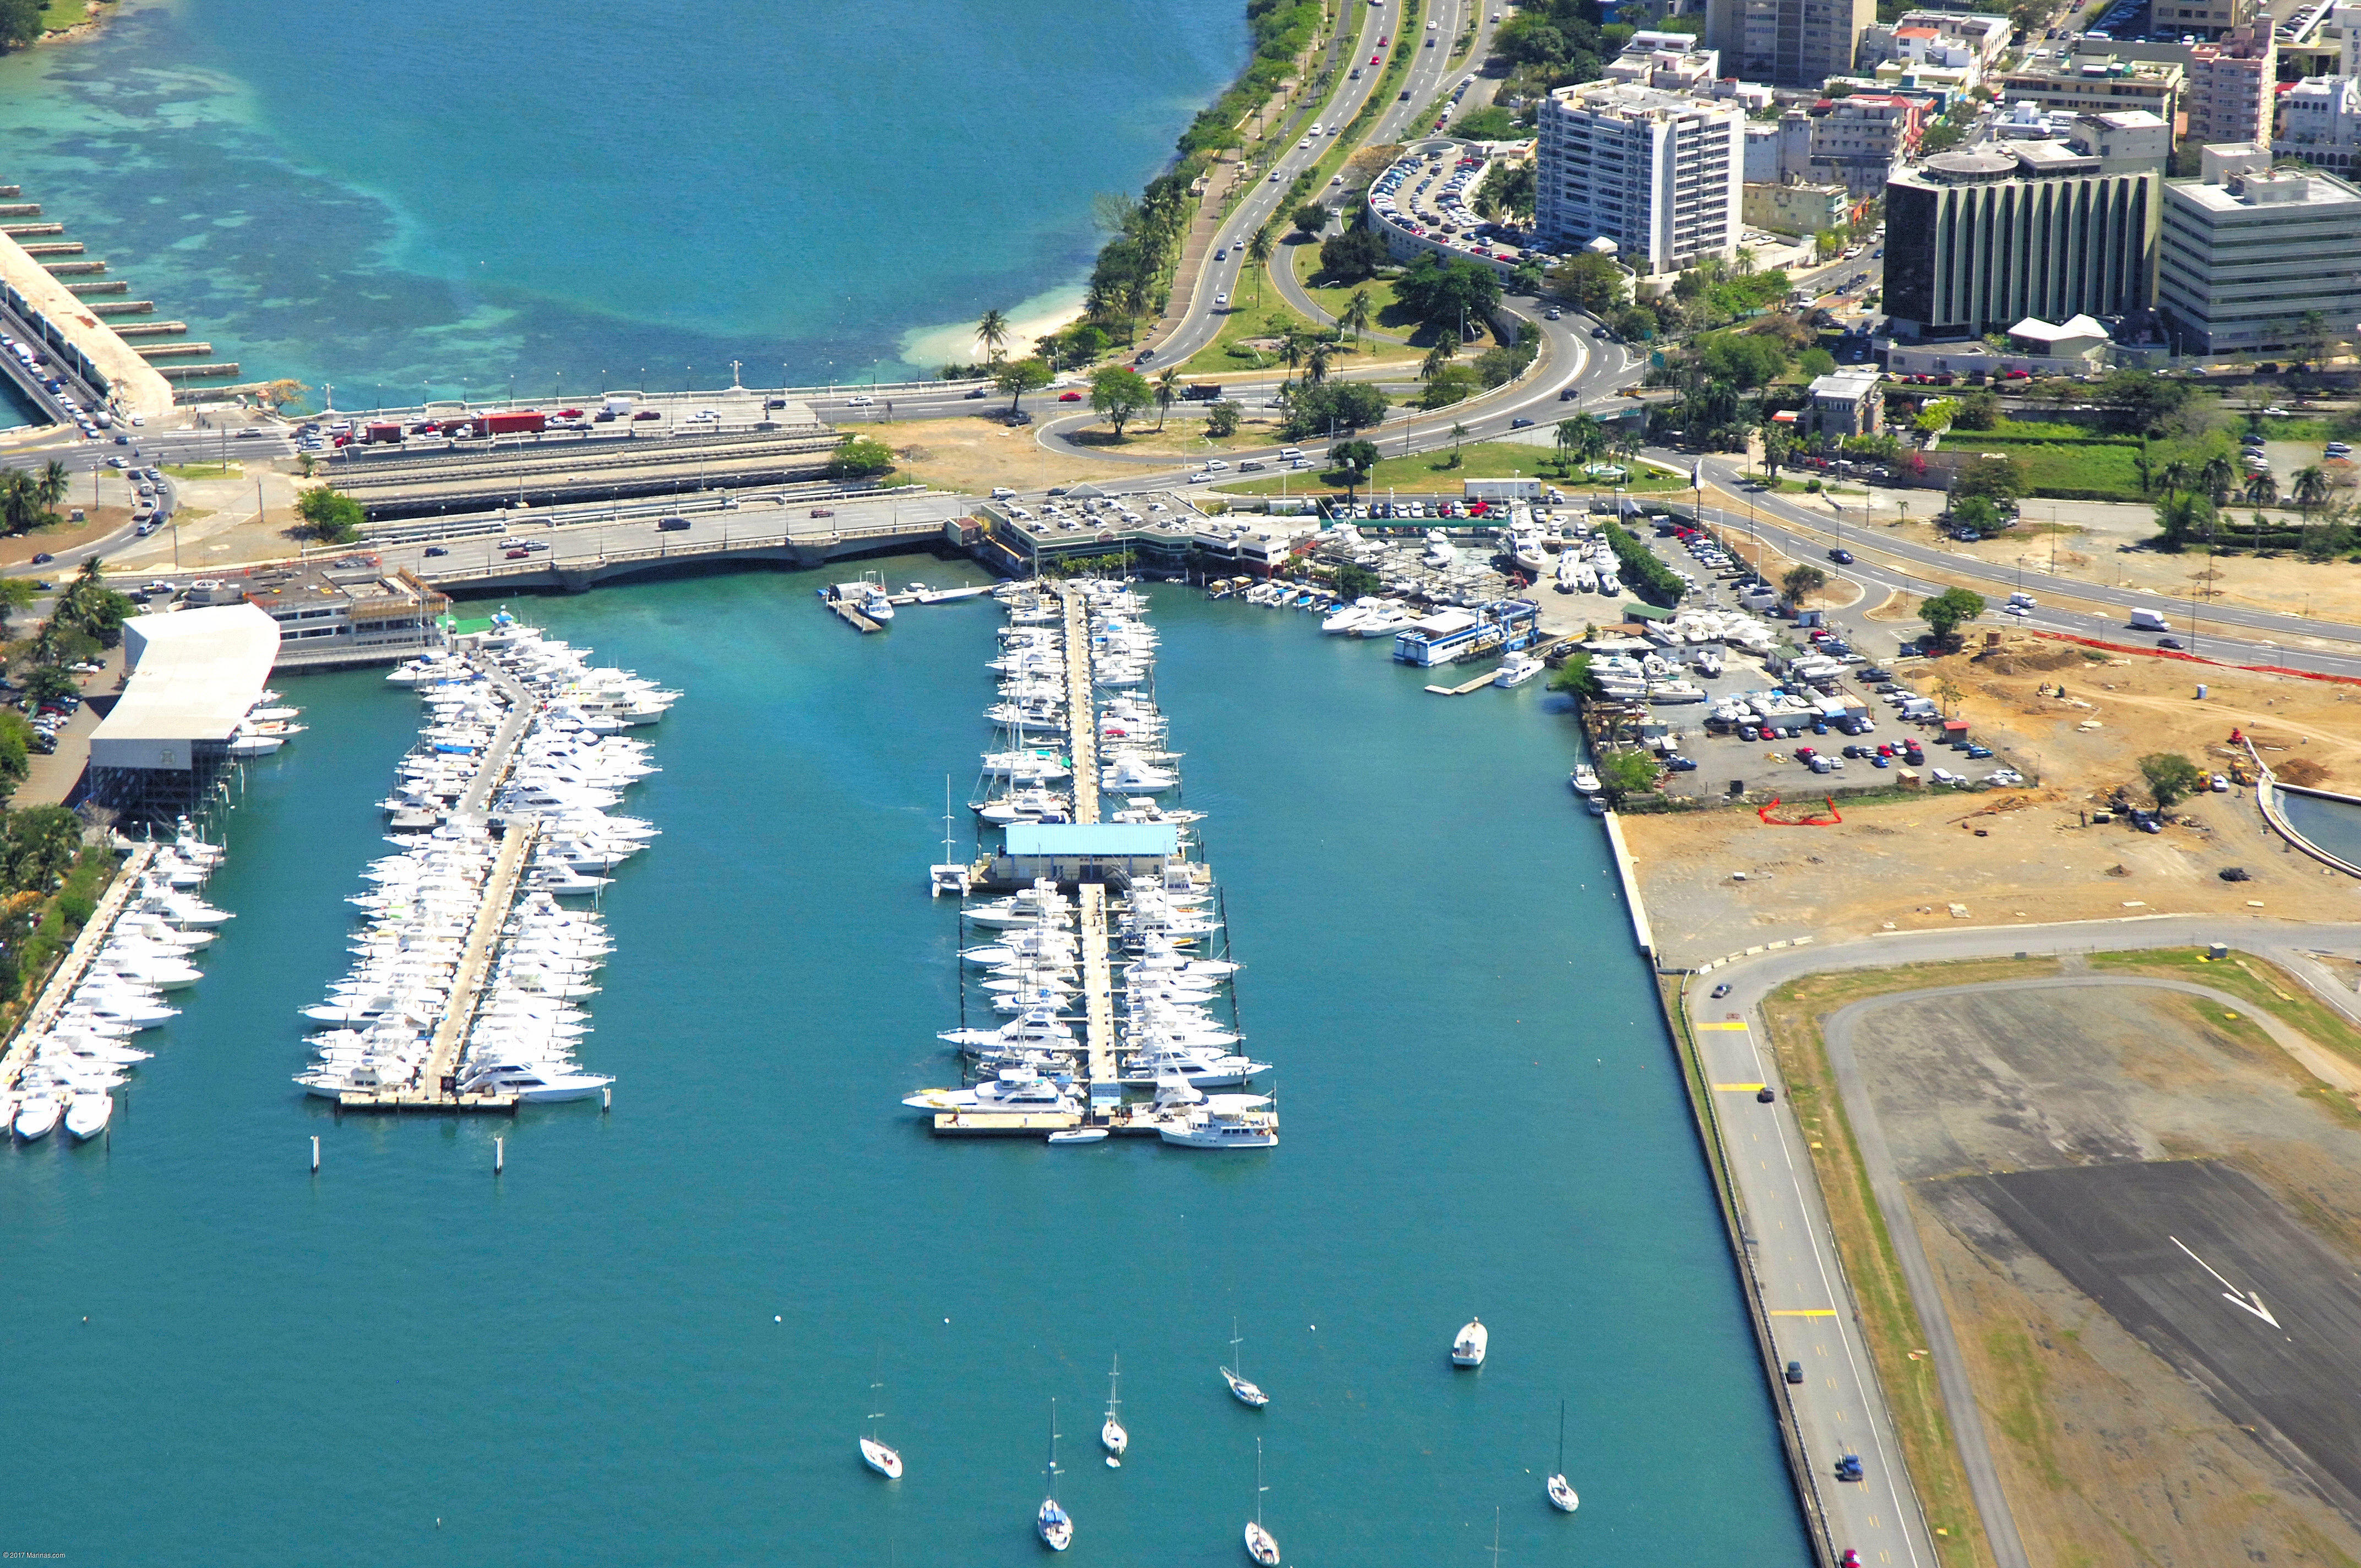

1378,33,1388,42
504,548,530,559
1058,391,1082,402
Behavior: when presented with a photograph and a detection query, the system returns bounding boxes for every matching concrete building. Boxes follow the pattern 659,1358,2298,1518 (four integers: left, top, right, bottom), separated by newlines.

1603,32,1723,91
1704,0,1874,88
1535,81,1745,274
2276,73,2361,176
1857,11,2012,85
1744,109,1816,182
1807,93,1931,194
1883,140,2162,339
2157,146,2361,352
1801,367,1884,438
88,605,281,821
2072,108,2174,172
236,560,450,668
1743,179,1853,233
2186,25,2278,149
1998,46,2188,134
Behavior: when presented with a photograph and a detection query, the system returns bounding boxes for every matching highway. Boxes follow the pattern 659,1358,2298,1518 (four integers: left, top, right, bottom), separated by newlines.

1667,451,2361,680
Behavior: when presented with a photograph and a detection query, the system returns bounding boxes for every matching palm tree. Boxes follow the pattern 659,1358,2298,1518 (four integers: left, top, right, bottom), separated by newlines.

36,460,68,510
2294,464,2331,515
1304,341,1334,385
2243,470,2277,507
1341,288,1374,346
1245,224,1273,305
1277,330,1307,387
2157,458,2193,497
0,469,39,536
1451,421,1470,454
1154,368,1182,432
1420,340,1454,382
976,309,1011,364
2199,453,2235,505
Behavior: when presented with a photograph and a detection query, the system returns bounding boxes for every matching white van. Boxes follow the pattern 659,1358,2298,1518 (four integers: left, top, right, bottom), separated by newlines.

2128,607,2169,631
1280,446,1305,461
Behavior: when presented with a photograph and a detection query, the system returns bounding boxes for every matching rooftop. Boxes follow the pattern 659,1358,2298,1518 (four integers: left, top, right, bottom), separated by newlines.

1002,823,1182,857
2168,166,2361,211
90,605,281,760
1808,368,1885,399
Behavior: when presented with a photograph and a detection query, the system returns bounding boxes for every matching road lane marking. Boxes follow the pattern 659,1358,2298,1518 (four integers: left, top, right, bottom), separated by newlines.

1714,1082,1767,1091
2169,1235,2282,1326
1769,1309,1838,1316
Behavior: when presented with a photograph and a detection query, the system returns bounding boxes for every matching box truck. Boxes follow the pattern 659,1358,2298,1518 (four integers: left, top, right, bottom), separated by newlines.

2129,607,2169,631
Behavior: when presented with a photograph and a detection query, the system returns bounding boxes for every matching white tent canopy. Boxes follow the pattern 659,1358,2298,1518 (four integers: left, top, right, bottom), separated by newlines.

90,604,281,772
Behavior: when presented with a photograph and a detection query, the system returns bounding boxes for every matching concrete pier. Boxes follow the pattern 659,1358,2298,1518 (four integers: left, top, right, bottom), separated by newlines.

1078,883,1116,1093
1059,585,1100,825
0,227,172,418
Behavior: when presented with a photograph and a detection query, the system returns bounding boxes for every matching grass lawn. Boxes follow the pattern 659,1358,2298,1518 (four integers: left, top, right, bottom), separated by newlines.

1216,439,1687,495
1288,242,1436,346
1172,289,1422,382
161,462,242,480
37,0,105,29
1952,432,2146,500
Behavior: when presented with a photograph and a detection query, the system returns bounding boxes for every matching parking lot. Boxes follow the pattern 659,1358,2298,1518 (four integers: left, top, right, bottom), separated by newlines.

1604,516,2034,798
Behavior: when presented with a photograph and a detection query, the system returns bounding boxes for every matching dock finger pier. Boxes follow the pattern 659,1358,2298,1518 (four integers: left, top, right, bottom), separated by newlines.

905,579,1275,1150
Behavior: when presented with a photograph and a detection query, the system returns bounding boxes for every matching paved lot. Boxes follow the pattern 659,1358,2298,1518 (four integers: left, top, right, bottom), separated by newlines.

1970,1158,2361,1520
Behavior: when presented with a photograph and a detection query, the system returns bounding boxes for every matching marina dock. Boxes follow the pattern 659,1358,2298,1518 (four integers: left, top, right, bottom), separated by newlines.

0,845,154,1092
1078,883,1116,1096
1060,584,1100,825
338,823,536,1112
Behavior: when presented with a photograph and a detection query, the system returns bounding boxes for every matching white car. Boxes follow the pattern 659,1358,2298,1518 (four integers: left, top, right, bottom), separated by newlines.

1215,293,1229,307
847,395,874,406
1985,769,2025,787
2003,602,2030,616
2211,772,2231,792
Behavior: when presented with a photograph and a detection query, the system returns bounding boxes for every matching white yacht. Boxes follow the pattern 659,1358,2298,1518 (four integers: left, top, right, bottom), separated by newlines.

13,1092,61,1140
63,1091,113,1141
1570,764,1602,796
902,1069,1079,1114
1494,654,1544,689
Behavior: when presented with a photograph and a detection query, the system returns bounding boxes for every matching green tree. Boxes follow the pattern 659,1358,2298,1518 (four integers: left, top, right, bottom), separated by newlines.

0,0,44,50
1244,224,1273,304
1917,586,1986,647
1420,364,1481,408
1283,380,1387,439
1547,651,1598,698
0,469,50,536
1797,347,1837,378
1549,252,1629,317
1329,438,1382,500
1952,388,2001,431
1089,366,1154,437
1340,288,1375,346
2243,470,2277,507
1291,202,1330,237
1763,427,1793,478
20,665,78,705
825,436,896,478
35,460,68,511
1153,367,1182,431
2293,464,2332,515
993,356,1053,413
2095,368,2190,435
2152,488,2215,551
1951,454,2024,507
1419,340,1455,382
1203,400,1242,438
293,486,365,544
1613,305,1656,342
1318,227,1389,284
975,308,1011,364
3,804,83,890
1597,748,1662,801
2138,752,2204,808
1395,252,1502,341
1781,563,1828,605
1948,494,2006,537
2198,452,2236,505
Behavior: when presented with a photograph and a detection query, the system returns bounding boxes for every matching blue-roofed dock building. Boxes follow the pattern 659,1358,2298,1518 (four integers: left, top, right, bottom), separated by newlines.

987,821,1180,889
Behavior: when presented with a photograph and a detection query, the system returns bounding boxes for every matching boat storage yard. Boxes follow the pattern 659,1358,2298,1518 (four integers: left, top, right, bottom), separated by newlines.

906,579,1275,1148
294,614,678,1110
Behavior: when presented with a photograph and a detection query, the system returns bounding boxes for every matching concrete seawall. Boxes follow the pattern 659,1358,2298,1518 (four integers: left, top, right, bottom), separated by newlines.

0,229,173,419
2258,776,2361,879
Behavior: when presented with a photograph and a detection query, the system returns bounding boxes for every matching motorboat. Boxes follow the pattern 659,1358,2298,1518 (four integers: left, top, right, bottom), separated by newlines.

1452,1317,1488,1368
1162,1101,1279,1149
456,1063,614,1102
1047,1126,1107,1145
13,1092,61,1140
63,1091,112,1141
1570,764,1601,796
902,1069,1079,1114
1494,654,1544,689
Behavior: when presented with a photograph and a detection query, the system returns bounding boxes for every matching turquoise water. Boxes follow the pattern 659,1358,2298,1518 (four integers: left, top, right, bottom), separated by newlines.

0,0,1244,398
0,565,1808,1563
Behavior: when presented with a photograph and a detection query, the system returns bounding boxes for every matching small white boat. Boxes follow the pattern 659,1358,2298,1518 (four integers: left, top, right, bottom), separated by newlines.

1101,1354,1128,1467
1570,764,1601,796
1547,1400,1579,1512
1452,1316,1488,1368
1222,1320,1269,1408
63,1091,112,1142
1494,654,1544,689
1049,1126,1108,1146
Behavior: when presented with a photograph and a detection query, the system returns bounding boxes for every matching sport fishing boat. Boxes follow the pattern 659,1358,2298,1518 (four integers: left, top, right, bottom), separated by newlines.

1452,1317,1488,1368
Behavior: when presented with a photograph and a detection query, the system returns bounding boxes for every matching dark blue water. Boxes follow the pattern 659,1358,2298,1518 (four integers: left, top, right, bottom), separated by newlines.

0,565,1807,1563
0,0,1245,397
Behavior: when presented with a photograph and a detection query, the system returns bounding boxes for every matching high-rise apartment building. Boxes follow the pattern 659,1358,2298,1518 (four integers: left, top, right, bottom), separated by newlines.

2158,145,2361,352
1535,82,1746,275
1705,0,1875,88
1883,138,2161,338
2187,25,2277,149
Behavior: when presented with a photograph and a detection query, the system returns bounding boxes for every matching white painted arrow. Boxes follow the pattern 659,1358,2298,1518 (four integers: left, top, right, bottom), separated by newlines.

2171,1235,2282,1327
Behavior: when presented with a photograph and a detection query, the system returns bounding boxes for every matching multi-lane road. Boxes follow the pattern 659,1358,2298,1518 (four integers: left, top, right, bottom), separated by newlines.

1671,451,2361,680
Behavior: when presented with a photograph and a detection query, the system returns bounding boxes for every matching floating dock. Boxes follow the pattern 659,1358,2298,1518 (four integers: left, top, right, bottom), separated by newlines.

0,845,153,1093
1059,583,1100,825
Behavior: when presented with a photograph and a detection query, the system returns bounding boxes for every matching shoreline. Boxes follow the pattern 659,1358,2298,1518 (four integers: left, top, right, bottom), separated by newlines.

32,0,123,48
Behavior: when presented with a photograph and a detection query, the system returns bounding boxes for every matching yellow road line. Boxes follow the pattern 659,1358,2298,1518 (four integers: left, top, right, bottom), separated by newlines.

1768,1309,1839,1317
1713,1082,1767,1091
1699,1021,1750,1031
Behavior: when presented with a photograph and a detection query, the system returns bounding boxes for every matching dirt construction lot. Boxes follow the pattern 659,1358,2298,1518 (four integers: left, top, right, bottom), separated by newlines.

1805,973,2361,1568
1624,638,2361,965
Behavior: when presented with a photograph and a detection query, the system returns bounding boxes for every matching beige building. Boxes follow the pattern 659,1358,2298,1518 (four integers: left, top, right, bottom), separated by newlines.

1742,179,1852,234
2149,0,2251,38
2187,25,2277,149
1536,81,1747,274
1705,0,1875,88
1998,47,2188,135
1802,368,1884,439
